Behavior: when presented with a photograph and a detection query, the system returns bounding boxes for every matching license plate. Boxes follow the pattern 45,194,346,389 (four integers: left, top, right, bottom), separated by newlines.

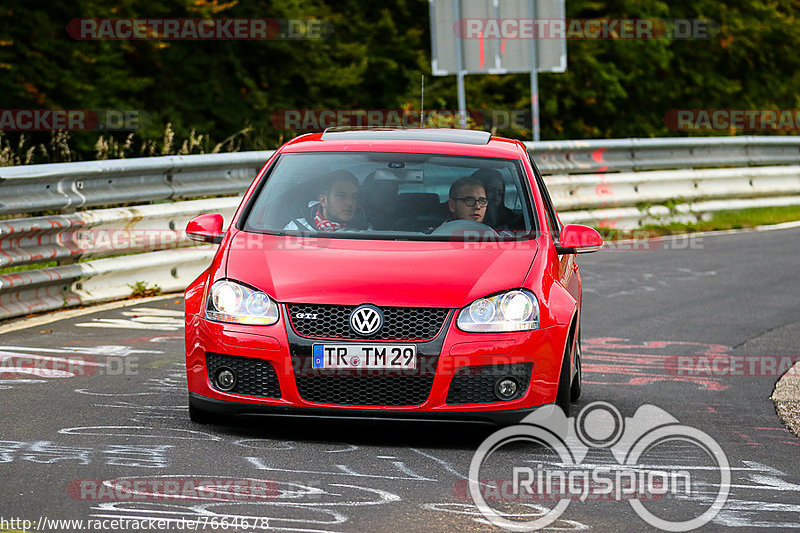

312,344,417,369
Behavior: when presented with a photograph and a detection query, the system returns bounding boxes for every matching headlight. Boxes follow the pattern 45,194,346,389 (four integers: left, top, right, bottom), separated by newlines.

457,290,539,332
206,280,279,325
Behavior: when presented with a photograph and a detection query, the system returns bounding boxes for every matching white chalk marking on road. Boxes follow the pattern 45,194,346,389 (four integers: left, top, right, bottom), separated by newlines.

410,448,470,480
244,456,436,481
233,439,297,451
75,307,185,330
324,444,359,454
0,294,179,335
0,345,161,356
88,480,406,532
714,498,800,528
0,378,46,388
123,307,184,317
326,483,402,505
75,318,182,331
74,388,160,396
420,502,589,530
58,425,222,441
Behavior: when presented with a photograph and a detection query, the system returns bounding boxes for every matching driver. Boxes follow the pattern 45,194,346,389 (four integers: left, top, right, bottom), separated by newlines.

472,169,518,229
446,176,488,223
284,170,361,231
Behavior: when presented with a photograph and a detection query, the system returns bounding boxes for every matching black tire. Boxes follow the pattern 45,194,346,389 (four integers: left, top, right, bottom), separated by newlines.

555,330,573,417
188,400,214,424
570,326,583,402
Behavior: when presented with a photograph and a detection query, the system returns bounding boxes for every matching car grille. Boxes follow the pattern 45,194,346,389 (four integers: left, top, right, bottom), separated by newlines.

286,304,450,341
292,353,438,407
294,373,435,406
205,352,281,398
446,363,533,404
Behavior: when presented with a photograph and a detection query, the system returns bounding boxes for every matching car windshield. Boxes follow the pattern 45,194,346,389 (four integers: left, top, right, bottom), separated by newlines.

241,152,537,241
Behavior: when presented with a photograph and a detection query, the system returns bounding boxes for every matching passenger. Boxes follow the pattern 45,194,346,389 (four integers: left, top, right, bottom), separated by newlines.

284,170,362,231
362,179,399,230
446,176,488,223
472,169,519,229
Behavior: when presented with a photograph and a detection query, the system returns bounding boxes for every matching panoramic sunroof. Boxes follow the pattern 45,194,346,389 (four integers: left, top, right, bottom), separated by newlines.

320,128,492,145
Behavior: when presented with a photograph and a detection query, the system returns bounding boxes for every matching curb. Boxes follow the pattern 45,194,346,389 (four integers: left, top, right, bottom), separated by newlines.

0,293,182,335
771,361,800,439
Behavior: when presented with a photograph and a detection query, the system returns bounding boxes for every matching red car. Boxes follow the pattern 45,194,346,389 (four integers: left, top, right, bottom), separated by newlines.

184,128,602,425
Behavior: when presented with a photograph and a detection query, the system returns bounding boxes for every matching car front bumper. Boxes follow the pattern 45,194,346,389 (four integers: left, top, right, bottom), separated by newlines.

185,308,570,424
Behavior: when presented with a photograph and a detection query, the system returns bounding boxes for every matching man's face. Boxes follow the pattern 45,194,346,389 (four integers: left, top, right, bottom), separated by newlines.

483,176,504,208
448,184,487,223
320,179,359,223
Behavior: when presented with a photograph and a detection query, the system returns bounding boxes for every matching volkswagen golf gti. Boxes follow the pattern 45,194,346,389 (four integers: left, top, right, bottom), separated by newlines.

184,128,602,425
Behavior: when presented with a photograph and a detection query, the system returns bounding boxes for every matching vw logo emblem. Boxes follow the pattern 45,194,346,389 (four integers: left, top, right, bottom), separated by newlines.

349,305,384,336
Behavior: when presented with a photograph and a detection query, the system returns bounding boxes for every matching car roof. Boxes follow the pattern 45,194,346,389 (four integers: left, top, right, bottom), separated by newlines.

278,128,526,159
320,128,491,144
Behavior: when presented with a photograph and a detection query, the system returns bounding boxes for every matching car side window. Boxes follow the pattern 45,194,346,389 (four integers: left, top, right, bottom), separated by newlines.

529,155,561,241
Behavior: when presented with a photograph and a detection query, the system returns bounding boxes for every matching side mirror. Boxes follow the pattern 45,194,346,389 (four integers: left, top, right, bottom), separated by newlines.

186,213,224,244
555,224,603,255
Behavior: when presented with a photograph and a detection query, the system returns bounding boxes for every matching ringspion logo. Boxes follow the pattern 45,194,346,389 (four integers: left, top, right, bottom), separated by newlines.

469,403,729,531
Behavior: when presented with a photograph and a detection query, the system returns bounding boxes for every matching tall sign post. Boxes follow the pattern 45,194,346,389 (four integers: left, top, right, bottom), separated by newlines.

530,0,540,141
430,0,567,140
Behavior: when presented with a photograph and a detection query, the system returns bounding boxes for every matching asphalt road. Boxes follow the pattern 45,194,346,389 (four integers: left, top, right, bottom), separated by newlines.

1,226,799,533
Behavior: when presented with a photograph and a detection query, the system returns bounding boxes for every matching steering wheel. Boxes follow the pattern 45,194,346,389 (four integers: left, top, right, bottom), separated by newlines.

430,219,499,238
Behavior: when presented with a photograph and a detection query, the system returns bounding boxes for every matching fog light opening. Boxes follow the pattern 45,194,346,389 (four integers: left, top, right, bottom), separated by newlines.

495,378,519,400
215,368,236,391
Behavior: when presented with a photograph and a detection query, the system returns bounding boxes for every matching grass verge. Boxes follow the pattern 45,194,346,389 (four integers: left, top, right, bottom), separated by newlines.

597,205,800,241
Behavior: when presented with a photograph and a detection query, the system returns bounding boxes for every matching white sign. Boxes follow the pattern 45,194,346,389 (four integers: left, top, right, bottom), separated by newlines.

430,0,567,75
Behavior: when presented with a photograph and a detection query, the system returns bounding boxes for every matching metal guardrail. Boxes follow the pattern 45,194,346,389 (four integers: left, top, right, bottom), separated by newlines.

0,197,240,270
0,152,270,215
2,135,800,321
0,247,218,320
2,136,800,214
544,165,800,228
559,195,800,228
526,136,800,174
546,165,800,211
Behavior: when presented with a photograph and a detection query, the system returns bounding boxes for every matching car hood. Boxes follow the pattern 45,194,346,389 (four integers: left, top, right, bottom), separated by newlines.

225,232,538,308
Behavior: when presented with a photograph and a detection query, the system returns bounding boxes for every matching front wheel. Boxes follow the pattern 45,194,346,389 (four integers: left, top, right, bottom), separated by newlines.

570,326,583,402
555,331,573,417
